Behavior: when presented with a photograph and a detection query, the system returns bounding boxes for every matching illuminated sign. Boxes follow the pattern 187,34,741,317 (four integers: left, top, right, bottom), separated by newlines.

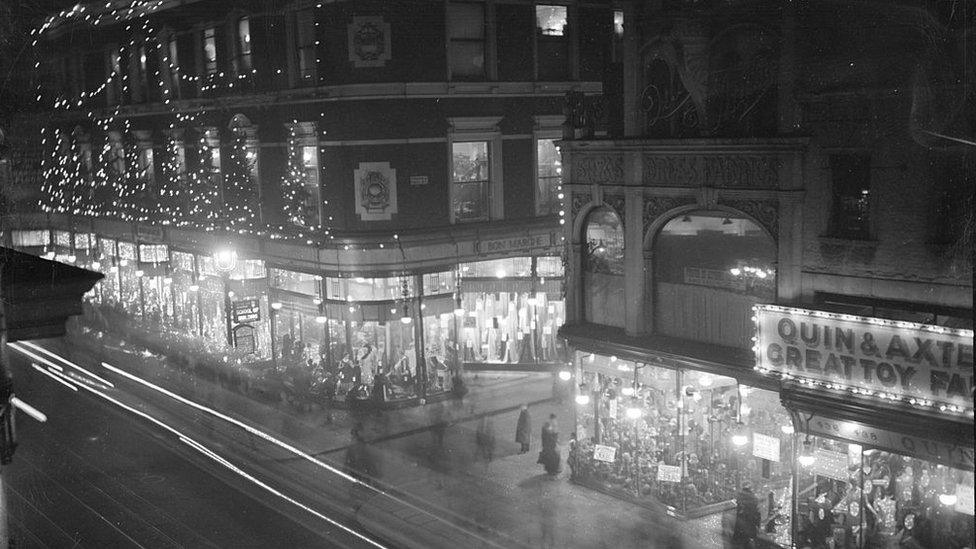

593,444,616,463
755,305,973,408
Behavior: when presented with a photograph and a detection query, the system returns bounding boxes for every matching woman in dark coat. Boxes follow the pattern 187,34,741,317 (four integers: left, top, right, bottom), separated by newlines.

538,414,561,477
515,405,531,453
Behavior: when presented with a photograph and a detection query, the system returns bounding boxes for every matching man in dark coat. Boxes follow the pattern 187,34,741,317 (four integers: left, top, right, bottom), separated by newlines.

539,414,561,477
515,404,531,453
732,483,761,549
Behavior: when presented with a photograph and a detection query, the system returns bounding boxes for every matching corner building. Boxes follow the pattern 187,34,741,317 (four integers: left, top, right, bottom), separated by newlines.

558,1,974,548
4,0,624,406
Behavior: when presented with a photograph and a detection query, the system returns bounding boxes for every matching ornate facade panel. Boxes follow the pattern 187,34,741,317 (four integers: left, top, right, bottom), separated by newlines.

572,155,624,185
642,195,696,234
721,198,779,240
571,191,590,221
642,154,781,189
603,194,626,227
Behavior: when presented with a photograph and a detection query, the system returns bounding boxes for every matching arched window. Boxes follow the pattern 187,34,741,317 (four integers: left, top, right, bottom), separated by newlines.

582,207,625,327
653,211,775,348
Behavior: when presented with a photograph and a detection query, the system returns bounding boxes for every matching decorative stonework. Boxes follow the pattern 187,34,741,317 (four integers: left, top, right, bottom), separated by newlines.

354,162,397,221
604,194,626,227
722,198,779,240
643,196,696,233
571,192,590,221
642,154,780,188
348,16,392,68
573,155,624,185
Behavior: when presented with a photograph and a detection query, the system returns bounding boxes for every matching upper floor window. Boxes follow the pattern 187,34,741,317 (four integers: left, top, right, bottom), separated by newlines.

203,27,218,78
582,207,624,327
296,12,317,84
829,154,871,239
167,36,181,98
452,141,490,222
612,10,624,62
138,144,155,186
107,47,123,104
237,17,252,74
536,5,570,80
301,145,321,225
137,45,150,101
535,138,562,215
448,2,486,80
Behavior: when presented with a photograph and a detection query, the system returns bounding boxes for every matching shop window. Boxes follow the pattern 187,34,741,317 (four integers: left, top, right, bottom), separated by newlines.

456,290,564,364
536,138,562,215
270,268,320,295
829,154,871,240
171,251,195,272
53,231,71,248
326,276,414,302
582,207,624,327
98,237,118,258
167,36,181,99
451,141,490,222
138,244,168,264
203,27,218,78
237,17,252,74
794,438,974,549
12,230,50,248
423,271,457,295
654,211,775,348
460,257,532,278
448,2,486,80
295,11,317,85
536,5,569,80
536,256,563,278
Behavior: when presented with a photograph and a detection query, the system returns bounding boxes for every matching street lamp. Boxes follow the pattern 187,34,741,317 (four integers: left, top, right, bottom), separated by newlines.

798,437,816,467
213,248,237,348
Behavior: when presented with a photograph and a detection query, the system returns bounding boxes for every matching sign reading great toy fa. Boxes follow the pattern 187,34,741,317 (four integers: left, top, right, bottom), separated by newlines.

754,305,974,408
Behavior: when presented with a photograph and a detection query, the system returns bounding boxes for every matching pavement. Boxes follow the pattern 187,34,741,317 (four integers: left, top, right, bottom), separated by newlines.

54,321,725,549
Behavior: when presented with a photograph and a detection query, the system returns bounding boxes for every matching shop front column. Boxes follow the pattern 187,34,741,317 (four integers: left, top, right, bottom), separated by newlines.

413,275,428,400
623,189,644,336
565,242,583,323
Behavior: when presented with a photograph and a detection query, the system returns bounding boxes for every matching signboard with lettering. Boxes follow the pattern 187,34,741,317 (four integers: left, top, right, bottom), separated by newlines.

656,463,682,483
752,433,781,462
233,324,256,354
593,444,617,463
232,298,261,323
755,305,974,408
805,413,974,471
955,484,975,516
476,233,555,255
409,175,428,186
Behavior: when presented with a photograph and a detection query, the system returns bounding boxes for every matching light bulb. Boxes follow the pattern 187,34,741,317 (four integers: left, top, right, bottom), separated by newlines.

400,315,412,324
780,424,795,435
621,387,635,397
625,406,643,420
454,307,466,317
270,302,283,310
798,438,816,467
558,370,572,381
575,394,590,406
731,422,749,447
314,316,327,324
938,492,958,506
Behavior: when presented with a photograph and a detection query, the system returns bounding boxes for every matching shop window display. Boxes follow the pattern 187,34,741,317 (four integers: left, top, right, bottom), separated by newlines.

456,291,564,364
570,353,795,532
795,437,974,549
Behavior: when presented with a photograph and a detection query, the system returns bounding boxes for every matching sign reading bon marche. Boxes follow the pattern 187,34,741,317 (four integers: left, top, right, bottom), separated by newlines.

754,305,973,408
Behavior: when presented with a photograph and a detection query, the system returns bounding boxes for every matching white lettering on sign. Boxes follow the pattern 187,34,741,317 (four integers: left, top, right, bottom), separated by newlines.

409,175,428,186
955,484,975,516
752,433,781,462
809,448,851,482
657,463,682,483
754,305,974,407
476,234,554,255
593,444,617,463
805,413,975,471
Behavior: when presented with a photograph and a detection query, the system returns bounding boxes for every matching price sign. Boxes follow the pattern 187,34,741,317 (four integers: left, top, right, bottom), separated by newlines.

810,448,851,482
593,444,617,463
752,433,781,462
657,463,682,483
955,484,975,516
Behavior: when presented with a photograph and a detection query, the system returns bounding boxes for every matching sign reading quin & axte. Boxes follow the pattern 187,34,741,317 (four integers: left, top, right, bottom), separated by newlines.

755,305,973,407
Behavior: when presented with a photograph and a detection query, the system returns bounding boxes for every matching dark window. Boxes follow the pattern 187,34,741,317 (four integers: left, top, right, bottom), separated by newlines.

296,12,316,85
536,5,569,80
203,27,218,77
167,36,181,99
536,138,562,215
829,154,871,239
137,45,149,102
448,3,485,80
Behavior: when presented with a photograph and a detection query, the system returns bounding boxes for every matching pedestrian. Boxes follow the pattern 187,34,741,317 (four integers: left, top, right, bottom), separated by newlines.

515,404,531,453
475,415,496,472
538,413,561,477
732,482,761,549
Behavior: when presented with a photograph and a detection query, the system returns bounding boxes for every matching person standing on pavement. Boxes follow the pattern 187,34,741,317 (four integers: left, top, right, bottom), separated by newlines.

538,414,561,477
475,414,496,472
515,404,531,453
732,482,761,549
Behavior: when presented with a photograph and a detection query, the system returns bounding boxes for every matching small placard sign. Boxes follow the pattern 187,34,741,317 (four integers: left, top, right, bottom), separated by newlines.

752,433,781,462
657,463,682,483
593,444,617,463
409,175,428,186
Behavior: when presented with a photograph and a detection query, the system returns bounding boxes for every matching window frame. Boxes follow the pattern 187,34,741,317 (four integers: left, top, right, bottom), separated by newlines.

533,115,565,216
236,16,253,75
828,153,872,240
535,3,572,81
166,34,181,99
294,10,317,86
447,1,488,81
202,26,218,79
448,116,503,224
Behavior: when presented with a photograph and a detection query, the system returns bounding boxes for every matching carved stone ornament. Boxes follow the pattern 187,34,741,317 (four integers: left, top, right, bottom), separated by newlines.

722,199,779,240
603,194,626,227
643,196,696,233
643,154,780,188
571,192,590,221
348,16,392,68
354,162,397,221
573,155,624,185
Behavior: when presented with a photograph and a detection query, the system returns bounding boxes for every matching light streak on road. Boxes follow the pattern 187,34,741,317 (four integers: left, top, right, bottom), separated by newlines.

11,396,49,423
20,341,116,388
29,362,78,392
11,345,391,549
